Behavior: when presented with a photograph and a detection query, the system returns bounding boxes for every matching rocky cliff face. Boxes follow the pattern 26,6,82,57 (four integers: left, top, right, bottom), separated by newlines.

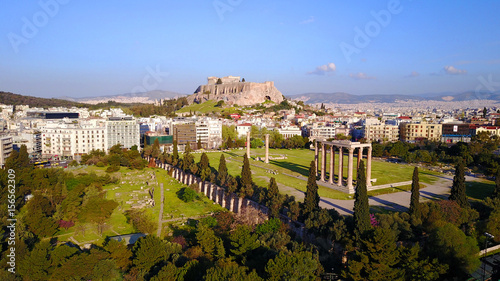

188,80,284,106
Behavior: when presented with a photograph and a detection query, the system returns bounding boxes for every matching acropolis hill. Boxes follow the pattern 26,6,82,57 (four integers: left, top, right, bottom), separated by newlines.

188,76,284,106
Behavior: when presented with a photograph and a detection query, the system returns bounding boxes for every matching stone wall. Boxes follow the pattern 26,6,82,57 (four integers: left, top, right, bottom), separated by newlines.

148,157,305,238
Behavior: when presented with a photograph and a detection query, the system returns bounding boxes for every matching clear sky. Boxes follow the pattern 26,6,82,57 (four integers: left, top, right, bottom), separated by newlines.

1,0,500,98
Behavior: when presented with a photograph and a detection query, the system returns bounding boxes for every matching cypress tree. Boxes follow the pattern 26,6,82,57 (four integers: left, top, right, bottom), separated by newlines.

303,160,320,215
172,140,179,161
182,142,195,173
494,168,500,199
217,154,228,187
198,136,202,150
239,153,253,197
267,177,281,218
449,160,469,208
354,161,371,235
409,167,420,217
198,153,211,181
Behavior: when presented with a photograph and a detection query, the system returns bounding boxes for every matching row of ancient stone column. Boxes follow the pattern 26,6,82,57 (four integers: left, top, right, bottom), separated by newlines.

246,132,270,163
314,141,372,193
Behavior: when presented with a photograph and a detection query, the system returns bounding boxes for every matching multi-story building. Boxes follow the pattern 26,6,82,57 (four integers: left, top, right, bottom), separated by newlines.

399,122,442,142
196,118,222,149
0,136,13,168
364,124,399,143
12,130,42,160
441,123,472,143
106,117,140,150
277,126,302,139
42,120,107,160
302,124,337,141
236,123,252,138
173,123,197,148
474,125,500,137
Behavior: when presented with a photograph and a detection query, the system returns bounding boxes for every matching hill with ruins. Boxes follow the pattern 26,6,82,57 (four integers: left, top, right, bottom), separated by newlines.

188,76,284,106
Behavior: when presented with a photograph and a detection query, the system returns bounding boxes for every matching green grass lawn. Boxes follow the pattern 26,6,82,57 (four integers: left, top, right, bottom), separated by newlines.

176,100,242,115
466,179,495,200
190,148,439,200
56,165,224,246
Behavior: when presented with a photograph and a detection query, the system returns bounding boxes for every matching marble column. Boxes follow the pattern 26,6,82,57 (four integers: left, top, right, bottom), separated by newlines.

337,147,343,186
367,146,372,187
314,141,319,176
329,145,334,184
321,142,326,181
265,134,269,163
357,147,363,170
246,131,250,158
347,148,354,189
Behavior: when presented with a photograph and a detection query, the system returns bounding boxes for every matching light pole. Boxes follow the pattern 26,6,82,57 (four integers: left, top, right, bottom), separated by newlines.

483,232,495,281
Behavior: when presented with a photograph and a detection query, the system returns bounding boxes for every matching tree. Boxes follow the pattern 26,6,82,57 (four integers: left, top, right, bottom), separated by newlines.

267,177,282,218
449,160,469,208
265,246,323,280
133,236,182,278
483,106,488,118
239,153,253,197
399,243,448,281
151,138,161,158
494,168,500,199
172,140,179,164
217,78,223,84
197,136,202,150
196,224,225,260
229,225,259,260
204,259,262,281
104,239,132,271
182,142,195,173
79,197,118,234
354,161,370,236
241,78,246,82
409,167,420,220
303,161,319,215
198,152,211,181
343,228,404,281
217,154,228,187
428,223,480,277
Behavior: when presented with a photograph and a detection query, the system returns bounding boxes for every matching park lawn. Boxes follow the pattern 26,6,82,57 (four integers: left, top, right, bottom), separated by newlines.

156,168,225,220
466,179,495,200
190,148,439,200
176,100,242,115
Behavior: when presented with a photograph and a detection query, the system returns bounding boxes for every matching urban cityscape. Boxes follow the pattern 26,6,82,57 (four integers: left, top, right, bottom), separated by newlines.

1,1,500,280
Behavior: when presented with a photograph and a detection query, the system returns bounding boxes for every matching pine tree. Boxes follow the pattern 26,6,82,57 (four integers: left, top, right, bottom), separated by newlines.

198,136,202,150
449,161,469,208
182,142,195,173
217,154,228,187
239,153,253,197
354,161,371,235
303,161,320,215
494,168,500,199
241,78,246,82
409,167,420,218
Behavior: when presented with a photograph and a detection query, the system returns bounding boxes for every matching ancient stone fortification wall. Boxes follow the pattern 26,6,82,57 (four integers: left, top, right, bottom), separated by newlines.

189,80,284,106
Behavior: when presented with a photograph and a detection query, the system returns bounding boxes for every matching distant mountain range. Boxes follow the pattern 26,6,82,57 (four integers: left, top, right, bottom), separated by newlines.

287,91,500,104
59,90,185,104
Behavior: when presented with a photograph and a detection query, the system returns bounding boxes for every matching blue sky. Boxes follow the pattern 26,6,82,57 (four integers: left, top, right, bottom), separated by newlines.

1,0,500,98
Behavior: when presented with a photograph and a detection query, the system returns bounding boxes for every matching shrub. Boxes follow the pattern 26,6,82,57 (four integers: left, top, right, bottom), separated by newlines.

96,161,105,167
178,187,198,202
69,160,79,167
106,165,120,173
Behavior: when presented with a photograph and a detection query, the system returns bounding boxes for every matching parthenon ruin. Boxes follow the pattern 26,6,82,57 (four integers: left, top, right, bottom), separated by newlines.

314,140,372,194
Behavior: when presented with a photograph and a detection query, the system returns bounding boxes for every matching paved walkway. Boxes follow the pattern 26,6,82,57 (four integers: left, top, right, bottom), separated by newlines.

277,174,480,216
157,183,164,237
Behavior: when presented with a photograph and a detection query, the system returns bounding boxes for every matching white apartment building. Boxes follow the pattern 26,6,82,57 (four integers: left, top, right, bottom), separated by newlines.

196,118,223,149
106,117,140,150
0,136,13,168
236,123,252,138
303,124,337,141
42,120,107,160
364,124,399,143
12,130,42,160
277,126,302,139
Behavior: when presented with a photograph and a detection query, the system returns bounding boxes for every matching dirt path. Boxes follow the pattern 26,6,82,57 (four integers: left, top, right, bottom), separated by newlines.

156,183,164,237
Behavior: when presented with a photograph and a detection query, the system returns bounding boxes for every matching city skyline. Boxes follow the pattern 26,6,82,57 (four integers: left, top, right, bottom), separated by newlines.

2,1,500,98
